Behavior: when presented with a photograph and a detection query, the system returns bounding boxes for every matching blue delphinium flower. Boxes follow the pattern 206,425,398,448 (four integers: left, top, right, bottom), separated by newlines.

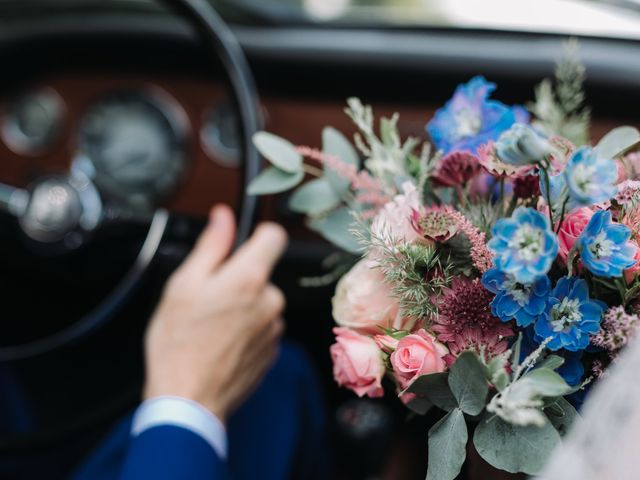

495,123,553,166
487,207,559,284
482,268,550,327
534,277,605,351
557,350,584,387
576,210,637,277
427,76,529,155
564,146,617,207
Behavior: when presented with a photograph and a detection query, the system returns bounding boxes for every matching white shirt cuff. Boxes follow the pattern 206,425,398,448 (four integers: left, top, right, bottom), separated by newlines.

131,395,228,459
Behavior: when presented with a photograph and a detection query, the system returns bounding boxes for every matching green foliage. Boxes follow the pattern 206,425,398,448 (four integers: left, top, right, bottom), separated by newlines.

406,372,457,412
528,39,590,146
426,409,468,480
308,207,362,254
537,354,565,371
458,199,502,236
247,167,304,195
487,355,510,392
546,397,579,436
595,126,640,160
473,415,561,475
252,132,303,173
248,131,306,196
486,339,572,427
344,98,425,188
367,235,452,320
448,351,489,416
322,126,360,194
405,396,433,416
289,178,341,215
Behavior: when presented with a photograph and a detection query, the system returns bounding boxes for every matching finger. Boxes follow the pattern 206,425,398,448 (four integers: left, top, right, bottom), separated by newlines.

218,223,287,287
180,205,236,277
260,285,286,320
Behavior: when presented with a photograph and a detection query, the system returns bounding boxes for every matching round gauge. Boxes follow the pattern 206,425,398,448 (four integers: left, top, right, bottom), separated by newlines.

75,91,188,205
200,101,242,168
1,87,65,156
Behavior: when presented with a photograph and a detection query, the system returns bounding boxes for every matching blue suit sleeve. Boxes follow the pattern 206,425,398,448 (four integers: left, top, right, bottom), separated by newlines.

119,425,231,480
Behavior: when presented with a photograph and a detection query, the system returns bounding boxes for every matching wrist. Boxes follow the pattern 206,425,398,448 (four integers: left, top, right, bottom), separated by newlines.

143,382,228,424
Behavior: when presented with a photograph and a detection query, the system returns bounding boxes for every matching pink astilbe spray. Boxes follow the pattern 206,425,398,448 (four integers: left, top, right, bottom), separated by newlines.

592,306,640,353
441,207,493,273
591,306,640,378
295,146,391,218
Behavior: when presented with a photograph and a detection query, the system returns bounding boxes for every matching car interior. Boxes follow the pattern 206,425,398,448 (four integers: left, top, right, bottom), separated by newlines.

0,0,639,478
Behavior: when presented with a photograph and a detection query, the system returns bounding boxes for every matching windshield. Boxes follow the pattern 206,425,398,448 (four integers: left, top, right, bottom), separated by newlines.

214,0,640,40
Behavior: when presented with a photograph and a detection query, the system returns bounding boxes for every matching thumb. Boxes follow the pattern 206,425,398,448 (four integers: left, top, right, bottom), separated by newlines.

180,204,236,277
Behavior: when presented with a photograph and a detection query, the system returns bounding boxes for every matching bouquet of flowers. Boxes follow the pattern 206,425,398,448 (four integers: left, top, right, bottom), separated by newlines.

248,42,640,478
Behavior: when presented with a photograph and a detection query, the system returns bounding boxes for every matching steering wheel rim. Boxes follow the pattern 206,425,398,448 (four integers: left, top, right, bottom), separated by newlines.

0,0,262,361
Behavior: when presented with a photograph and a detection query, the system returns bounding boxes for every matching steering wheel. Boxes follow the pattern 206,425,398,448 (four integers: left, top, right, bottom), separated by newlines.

0,0,262,361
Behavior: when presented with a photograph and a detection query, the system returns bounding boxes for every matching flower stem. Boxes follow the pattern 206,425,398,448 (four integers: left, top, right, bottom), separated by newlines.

541,168,554,227
303,164,324,177
499,178,506,215
555,196,570,234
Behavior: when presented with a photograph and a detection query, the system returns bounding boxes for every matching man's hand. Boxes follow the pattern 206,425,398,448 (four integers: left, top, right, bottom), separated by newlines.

143,205,287,423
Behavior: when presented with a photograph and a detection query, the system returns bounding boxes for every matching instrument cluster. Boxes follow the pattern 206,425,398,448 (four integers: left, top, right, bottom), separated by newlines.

0,85,242,209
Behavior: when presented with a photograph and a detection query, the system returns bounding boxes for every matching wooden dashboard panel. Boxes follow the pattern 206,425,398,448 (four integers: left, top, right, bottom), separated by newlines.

0,72,633,227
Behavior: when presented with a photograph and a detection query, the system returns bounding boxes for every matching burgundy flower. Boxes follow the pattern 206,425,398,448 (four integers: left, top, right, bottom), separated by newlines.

513,172,541,199
432,277,514,364
432,151,482,187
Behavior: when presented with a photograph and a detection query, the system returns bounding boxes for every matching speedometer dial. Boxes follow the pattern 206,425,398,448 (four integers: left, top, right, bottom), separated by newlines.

75,91,188,205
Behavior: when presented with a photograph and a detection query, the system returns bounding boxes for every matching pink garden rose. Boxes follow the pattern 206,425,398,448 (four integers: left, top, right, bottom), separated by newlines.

330,327,385,398
371,181,423,246
332,258,413,333
557,207,594,264
390,329,448,390
625,241,640,284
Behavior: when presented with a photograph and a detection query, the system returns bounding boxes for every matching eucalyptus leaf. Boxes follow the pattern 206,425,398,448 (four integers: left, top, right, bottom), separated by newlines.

405,396,433,415
473,415,561,474
448,351,489,416
289,178,342,215
322,127,359,194
546,397,579,436
247,167,304,196
521,368,571,398
595,126,640,160
253,132,303,173
406,373,457,412
492,371,510,393
487,356,509,392
308,207,362,254
537,355,565,371
426,409,468,480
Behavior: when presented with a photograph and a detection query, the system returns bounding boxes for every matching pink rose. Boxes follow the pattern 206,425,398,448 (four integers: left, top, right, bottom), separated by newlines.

371,181,423,247
332,258,413,333
557,207,594,264
390,329,448,390
616,159,629,184
625,241,640,284
330,327,385,398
